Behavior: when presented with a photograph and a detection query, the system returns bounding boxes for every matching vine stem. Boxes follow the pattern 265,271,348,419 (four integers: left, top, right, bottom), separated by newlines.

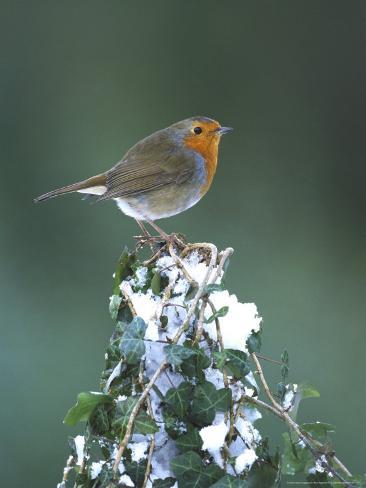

112,243,230,473
250,353,354,486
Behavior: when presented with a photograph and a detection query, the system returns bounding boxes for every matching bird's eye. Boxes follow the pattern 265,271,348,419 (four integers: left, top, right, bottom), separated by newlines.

193,126,202,135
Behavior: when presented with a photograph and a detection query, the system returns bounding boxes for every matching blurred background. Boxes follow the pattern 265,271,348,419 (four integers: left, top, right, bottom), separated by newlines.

1,1,365,486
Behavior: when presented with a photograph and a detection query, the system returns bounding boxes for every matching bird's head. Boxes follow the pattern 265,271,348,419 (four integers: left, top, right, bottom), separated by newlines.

168,116,233,159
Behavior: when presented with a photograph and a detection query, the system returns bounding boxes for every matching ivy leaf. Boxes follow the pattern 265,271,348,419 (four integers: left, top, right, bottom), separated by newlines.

152,478,177,488
112,397,137,435
246,331,262,354
214,349,249,379
176,428,203,453
63,392,112,426
205,306,229,323
113,248,135,295
246,461,279,487
92,463,116,487
290,382,320,419
281,349,289,381
125,460,147,487
301,422,335,441
180,345,210,381
282,432,311,475
190,381,232,426
203,283,225,294
120,317,147,364
171,451,223,487
109,295,122,321
164,344,196,367
151,271,161,295
211,475,248,487
89,403,111,435
165,382,192,419
134,410,159,435
170,450,202,479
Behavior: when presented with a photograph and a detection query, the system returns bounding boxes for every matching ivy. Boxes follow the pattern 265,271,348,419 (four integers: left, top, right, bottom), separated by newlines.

119,316,147,364
58,244,354,488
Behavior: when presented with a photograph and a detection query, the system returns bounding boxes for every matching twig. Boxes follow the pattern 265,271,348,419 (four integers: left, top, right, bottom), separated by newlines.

252,352,282,411
192,297,208,345
249,354,354,486
255,353,282,365
138,363,156,488
57,455,74,488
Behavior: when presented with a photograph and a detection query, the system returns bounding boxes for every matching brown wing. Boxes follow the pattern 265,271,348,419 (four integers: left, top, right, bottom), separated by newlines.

99,132,196,200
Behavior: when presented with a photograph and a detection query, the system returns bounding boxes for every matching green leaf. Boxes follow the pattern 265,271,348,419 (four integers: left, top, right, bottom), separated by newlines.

298,382,320,399
89,403,111,435
281,349,289,381
160,315,168,329
215,388,232,410
205,306,229,323
91,463,116,487
112,397,137,435
163,410,186,439
170,450,202,479
180,345,210,381
152,478,177,488
211,475,248,487
290,382,320,419
109,295,122,321
203,283,225,294
246,331,261,354
120,317,147,364
134,410,159,435
171,451,223,487
176,428,203,453
125,460,147,487
165,382,192,419
190,381,232,426
151,271,162,295
63,391,112,426
113,248,135,295
246,461,279,488
282,432,311,475
164,344,196,367
215,349,249,378
301,422,335,441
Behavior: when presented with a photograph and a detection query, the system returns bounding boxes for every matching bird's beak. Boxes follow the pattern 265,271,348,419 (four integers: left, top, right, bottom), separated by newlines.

216,126,233,135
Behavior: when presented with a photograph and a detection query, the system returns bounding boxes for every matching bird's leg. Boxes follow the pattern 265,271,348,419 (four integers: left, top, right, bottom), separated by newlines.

145,219,186,248
135,219,151,238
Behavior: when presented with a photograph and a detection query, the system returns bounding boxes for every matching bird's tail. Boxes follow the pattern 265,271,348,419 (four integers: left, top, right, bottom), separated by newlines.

34,173,107,203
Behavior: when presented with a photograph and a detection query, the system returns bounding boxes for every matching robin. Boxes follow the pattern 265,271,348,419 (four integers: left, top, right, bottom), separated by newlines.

35,116,232,239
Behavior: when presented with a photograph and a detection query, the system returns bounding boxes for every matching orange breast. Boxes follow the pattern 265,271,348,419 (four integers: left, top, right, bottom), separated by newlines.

184,135,220,195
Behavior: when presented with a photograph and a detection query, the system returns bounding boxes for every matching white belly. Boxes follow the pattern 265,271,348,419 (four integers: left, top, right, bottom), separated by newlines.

115,198,144,219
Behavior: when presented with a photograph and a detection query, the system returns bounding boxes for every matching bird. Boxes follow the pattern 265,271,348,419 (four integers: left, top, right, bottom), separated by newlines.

35,116,232,239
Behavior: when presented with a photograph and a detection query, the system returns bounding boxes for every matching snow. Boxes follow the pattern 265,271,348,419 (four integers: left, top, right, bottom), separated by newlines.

199,421,228,451
204,291,261,352
90,461,105,479
119,474,135,486
74,435,85,466
235,417,261,446
204,367,225,389
235,448,257,473
128,441,149,462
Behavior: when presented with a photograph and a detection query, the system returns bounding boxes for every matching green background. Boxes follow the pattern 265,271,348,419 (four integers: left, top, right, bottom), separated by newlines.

1,1,365,486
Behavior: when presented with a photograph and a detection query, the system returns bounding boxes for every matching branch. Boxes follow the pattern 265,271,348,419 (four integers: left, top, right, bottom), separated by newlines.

250,353,354,486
